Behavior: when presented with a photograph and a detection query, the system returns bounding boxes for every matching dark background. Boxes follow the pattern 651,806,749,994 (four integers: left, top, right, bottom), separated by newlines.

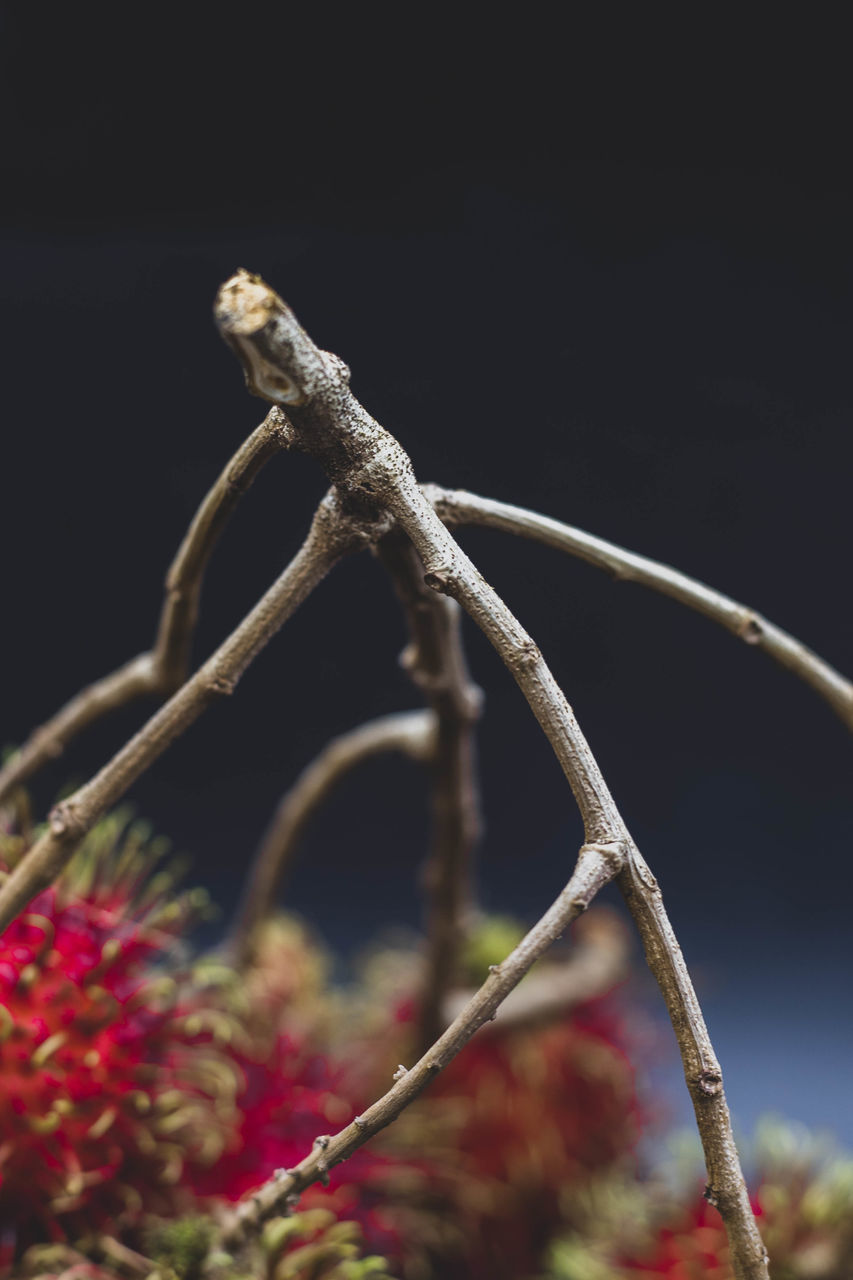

1,11,850,1150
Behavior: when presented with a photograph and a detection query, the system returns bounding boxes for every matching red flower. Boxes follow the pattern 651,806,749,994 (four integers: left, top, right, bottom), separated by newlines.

619,1196,732,1276
416,997,641,1278
188,1031,412,1262
0,817,239,1249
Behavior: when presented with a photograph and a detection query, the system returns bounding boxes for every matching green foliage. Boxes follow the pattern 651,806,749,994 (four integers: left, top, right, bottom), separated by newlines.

257,1209,395,1279
545,1236,617,1280
147,1216,216,1279
461,914,526,982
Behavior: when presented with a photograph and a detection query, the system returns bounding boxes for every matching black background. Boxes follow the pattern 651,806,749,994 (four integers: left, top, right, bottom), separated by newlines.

1,11,850,1149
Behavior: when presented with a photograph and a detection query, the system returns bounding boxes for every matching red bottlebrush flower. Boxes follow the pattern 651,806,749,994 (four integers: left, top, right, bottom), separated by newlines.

188,1032,411,1263
618,1196,732,1276
611,1122,853,1279
0,812,240,1250
432,997,640,1181
413,999,641,1279
341,911,642,1279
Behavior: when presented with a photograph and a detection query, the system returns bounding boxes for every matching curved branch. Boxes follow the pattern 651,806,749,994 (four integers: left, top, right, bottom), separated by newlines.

152,407,293,686
377,533,484,1055
0,408,292,806
0,654,157,805
219,839,622,1251
0,493,360,933
215,270,770,1279
228,708,437,965
425,484,853,732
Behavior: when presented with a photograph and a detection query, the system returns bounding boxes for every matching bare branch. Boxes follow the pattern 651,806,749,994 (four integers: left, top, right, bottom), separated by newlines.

387,496,768,1277
0,408,292,806
0,654,156,807
377,533,484,1055
153,406,294,687
219,839,622,1251
0,492,362,933
426,484,853,732
228,708,436,965
214,270,769,1278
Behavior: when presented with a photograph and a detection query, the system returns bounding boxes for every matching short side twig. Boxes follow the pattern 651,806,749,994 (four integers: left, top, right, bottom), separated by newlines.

0,408,292,806
218,839,622,1252
0,492,361,933
228,708,436,965
377,533,484,1055
426,485,853,732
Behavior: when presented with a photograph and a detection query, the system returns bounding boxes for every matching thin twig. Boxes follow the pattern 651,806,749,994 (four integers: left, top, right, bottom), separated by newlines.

228,708,437,966
0,492,364,933
0,408,292,806
377,533,484,1055
426,484,853,732
215,270,769,1278
218,839,622,1251
152,407,294,686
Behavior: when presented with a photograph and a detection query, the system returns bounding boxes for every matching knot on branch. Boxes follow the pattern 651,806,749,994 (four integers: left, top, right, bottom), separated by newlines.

736,612,765,645
506,638,541,674
423,564,456,595
207,670,238,697
264,405,296,447
697,1066,724,1097
48,801,87,840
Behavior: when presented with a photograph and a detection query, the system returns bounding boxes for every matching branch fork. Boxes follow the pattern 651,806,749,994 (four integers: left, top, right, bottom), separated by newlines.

5,269,846,1278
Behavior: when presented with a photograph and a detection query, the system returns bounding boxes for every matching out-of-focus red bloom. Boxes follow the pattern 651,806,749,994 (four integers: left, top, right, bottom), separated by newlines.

618,1195,732,1276
188,1030,415,1263
417,997,641,1278
0,817,239,1249
433,996,640,1182
340,916,641,1279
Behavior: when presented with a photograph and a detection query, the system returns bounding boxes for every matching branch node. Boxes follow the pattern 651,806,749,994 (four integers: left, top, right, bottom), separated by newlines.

579,840,628,874
737,613,765,644
48,801,84,839
506,637,542,674
207,671,238,697
697,1067,724,1097
392,1064,408,1082
423,565,455,595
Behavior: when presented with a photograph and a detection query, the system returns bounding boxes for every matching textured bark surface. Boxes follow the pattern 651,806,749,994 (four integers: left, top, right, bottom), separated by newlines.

7,269,847,1277
211,271,771,1277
